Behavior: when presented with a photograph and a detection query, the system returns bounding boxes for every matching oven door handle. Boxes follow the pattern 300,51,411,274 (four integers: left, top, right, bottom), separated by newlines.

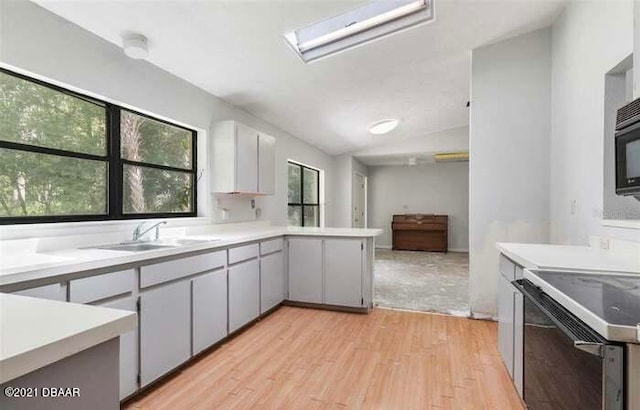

573,341,604,357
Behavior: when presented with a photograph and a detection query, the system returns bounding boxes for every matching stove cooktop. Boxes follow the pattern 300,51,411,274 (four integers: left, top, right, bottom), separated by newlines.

535,271,640,327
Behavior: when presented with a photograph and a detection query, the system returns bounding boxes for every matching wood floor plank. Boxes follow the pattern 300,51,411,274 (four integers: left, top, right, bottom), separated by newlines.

124,307,523,410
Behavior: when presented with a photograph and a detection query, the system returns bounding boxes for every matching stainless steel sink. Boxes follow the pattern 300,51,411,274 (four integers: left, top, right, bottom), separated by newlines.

94,243,176,252
158,238,219,246
88,238,219,252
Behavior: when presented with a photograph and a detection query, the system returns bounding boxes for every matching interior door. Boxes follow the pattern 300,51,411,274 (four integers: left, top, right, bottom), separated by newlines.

352,172,366,228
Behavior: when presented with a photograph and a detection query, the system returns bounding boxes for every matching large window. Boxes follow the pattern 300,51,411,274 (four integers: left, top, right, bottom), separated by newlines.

0,68,197,224
287,161,319,227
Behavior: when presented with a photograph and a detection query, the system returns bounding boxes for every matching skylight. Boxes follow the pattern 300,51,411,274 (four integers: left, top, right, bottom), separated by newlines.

284,0,435,63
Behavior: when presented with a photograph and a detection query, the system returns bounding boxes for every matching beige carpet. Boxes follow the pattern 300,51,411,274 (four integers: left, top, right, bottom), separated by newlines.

374,249,470,316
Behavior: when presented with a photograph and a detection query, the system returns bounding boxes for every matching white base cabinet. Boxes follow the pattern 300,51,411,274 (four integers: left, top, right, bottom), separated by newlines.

260,251,284,313
324,239,363,307
497,254,524,399
288,237,365,307
192,270,228,355
498,274,515,377
140,280,191,387
288,238,323,304
97,296,138,399
513,291,523,396
228,259,260,333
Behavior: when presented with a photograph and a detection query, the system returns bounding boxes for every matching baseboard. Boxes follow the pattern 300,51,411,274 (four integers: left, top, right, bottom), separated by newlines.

375,245,392,249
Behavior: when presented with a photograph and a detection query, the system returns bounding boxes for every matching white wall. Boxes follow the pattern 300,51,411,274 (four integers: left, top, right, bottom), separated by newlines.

550,0,639,244
367,162,469,251
0,0,334,235
469,28,551,316
331,155,369,228
603,58,640,221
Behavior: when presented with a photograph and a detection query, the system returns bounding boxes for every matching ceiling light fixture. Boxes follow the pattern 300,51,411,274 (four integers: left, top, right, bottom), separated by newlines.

122,34,149,60
369,119,399,135
284,0,435,63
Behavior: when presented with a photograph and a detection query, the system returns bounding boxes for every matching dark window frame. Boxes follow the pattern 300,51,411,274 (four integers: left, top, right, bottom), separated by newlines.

287,161,320,227
0,67,198,225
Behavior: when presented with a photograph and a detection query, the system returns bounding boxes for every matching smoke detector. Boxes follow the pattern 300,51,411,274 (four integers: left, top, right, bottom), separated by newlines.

123,34,149,60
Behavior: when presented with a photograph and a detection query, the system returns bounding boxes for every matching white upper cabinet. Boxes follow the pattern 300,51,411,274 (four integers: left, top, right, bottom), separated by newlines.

258,133,276,195
211,120,275,195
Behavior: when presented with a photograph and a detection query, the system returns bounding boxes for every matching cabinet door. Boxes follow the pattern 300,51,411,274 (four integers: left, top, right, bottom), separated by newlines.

192,270,228,355
498,274,515,377
229,259,260,333
513,291,524,397
235,122,258,193
260,251,284,313
324,239,363,307
140,280,191,387
258,133,276,195
288,238,323,304
98,296,138,399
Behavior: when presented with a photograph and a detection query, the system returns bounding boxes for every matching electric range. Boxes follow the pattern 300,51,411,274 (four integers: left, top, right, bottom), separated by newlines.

523,269,640,343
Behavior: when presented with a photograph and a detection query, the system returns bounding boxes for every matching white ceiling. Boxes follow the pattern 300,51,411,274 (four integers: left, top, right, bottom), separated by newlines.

34,0,564,155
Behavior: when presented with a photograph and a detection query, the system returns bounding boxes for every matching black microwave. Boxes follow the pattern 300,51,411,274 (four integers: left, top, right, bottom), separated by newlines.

615,97,640,196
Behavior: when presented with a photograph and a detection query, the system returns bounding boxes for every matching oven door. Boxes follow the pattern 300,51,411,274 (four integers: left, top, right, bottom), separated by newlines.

615,120,640,196
512,280,624,410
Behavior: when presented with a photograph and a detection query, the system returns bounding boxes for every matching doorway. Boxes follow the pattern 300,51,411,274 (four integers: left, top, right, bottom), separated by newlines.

352,172,367,228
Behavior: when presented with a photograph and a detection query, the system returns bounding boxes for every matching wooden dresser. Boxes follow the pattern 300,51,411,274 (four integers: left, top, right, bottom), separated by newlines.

391,214,448,252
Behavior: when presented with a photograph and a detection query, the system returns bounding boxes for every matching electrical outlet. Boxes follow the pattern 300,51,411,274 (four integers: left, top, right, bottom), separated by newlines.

570,200,577,215
599,238,610,250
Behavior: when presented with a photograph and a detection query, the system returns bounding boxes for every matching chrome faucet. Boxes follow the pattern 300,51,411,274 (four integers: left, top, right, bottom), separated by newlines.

132,221,167,242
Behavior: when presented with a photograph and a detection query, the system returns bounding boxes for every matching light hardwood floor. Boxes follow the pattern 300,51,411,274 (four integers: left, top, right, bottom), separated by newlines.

125,307,523,409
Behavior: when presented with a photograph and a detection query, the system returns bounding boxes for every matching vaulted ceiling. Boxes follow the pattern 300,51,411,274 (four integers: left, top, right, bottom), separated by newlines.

34,0,564,155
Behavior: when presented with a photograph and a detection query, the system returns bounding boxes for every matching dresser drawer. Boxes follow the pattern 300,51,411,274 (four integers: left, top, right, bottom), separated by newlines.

260,238,283,255
228,244,259,265
70,270,135,304
140,251,226,288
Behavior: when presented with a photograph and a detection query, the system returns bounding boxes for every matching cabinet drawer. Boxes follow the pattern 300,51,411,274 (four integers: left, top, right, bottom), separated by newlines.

70,270,135,304
12,283,64,301
141,251,226,288
499,254,516,281
260,238,283,255
228,243,259,264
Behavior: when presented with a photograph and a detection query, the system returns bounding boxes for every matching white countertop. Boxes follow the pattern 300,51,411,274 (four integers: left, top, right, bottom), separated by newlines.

496,242,640,273
0,226,383,287
0,293,136,384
